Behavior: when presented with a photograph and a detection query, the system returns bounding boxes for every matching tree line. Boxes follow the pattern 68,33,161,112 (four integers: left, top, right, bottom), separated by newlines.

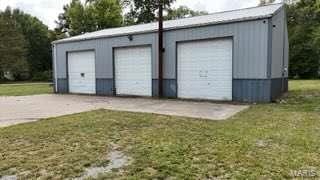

0,0,319,81
0,0,207,81
0,8,54,81
55,0,208,37
286,0,320,78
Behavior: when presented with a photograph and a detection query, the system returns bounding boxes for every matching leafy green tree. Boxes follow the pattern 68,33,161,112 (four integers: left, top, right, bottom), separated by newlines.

56,0,122,36
55,0,94,36
89,0,123,29
165,6,208,20
124,0,176,25
124,1,208,25
287,0,320,78
10,9,52,79
0,7,53,81
0,8,29,81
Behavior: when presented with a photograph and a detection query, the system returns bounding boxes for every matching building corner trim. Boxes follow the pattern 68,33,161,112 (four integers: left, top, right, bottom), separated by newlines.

53,44,58,93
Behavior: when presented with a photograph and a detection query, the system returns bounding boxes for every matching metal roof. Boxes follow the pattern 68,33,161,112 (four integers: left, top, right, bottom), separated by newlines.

53,3,283,44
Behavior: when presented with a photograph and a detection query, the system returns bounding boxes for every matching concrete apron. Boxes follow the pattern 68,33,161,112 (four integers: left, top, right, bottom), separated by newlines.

0,94,249,128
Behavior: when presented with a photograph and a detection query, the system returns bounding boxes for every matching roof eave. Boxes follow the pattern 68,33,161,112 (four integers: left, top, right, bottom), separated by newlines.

52,14,274,45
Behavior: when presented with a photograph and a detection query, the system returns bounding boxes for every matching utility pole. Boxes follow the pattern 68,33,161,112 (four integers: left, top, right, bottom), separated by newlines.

158,0,164,97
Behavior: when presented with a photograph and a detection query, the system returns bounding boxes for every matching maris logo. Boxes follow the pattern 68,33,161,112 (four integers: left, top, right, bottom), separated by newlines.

290,169,318,177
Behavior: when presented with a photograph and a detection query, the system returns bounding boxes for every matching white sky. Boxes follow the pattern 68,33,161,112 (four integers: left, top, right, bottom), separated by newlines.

0,0,281,29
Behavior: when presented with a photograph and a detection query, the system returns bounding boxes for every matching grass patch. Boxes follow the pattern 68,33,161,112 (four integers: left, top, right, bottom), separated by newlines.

0,80,319,179
0,83,52,96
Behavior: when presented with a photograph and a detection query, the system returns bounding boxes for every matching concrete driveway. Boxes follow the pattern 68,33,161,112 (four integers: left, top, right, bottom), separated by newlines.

0,94,249,127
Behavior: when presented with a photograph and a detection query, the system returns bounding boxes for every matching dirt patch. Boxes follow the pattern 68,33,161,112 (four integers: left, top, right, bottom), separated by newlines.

75,146,131,179
256,139,273,148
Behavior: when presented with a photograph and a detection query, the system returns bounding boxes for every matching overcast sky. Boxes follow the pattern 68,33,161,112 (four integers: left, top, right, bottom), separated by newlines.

0,0,281,29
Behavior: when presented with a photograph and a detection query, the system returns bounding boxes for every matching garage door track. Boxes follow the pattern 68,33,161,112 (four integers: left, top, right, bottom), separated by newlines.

0,94,249,127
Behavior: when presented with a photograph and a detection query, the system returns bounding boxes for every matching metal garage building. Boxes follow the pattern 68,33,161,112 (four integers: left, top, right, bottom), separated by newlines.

52,3,289,103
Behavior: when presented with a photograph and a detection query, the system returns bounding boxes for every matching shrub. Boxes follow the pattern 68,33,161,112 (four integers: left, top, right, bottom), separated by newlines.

31,71,52,81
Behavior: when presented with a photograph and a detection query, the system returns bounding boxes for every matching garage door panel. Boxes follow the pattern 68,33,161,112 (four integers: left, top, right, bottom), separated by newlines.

69,65,94,72
68,73,95,78
116,81,150,95
69,69,95,73
115,46,152,96
69,78,95,84
178,39,233,101
68,51,96,94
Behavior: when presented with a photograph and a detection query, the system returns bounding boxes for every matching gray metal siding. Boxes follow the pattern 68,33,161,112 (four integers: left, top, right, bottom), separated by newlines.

269,7,289,101
57,78,68,93
270,77,288,100
55,19,269,81
164,19,269,79
270,78,283,101
284,18,289,78
96,78,114,95
271,7,286,78
267,18,273,78
55,33,158,79
152,79,177,98
54,18,279,102
233,79,271,102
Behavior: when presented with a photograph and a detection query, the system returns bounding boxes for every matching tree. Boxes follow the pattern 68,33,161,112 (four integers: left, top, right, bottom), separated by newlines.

287,0,320,78
124,0,176,25
55,4,70,37
0,8,29,81
0,7,54,81
55,0,95,36
165,6,208,20
89,0,123,30
56,0,123,37
10,9,52,79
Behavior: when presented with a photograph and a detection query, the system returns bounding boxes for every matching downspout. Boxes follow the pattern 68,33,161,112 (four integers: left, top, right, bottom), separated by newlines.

158,0,164,97
267,18,273,101
282,5,286,93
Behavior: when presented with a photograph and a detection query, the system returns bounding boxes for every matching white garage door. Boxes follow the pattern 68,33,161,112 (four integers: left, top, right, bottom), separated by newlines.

177,39,233,100
115,46,152,96
68,51,96,94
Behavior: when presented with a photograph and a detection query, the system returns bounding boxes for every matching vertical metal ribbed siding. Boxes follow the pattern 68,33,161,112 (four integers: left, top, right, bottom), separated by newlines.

284,12,289,78
163,19,269,79
271,8,285,78
55,33,158,79
233,79,271,102
54,18,281,102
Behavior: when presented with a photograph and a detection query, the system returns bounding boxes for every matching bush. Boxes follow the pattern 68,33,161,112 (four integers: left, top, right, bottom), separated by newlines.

31,71,52,81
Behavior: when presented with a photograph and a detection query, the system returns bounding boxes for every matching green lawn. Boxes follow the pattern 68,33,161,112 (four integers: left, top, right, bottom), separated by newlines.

0,83,52,96
0,80,319,179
